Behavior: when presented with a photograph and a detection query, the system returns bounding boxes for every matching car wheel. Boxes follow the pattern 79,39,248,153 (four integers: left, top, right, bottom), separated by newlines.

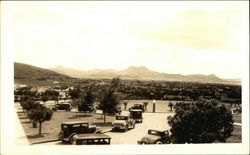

124,126,128,132
69,135,77,145
155,140,163,144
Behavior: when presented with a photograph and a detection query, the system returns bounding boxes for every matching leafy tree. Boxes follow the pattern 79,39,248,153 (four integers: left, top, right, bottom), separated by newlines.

143,102,148,111
71,99,80,118
41,93,49,105
168,102,173,111
78,86,95,116
98,77,121,123
124,101,128,110
20,97,38,116
28,104,53,135
68,87,81,99
167,99,234,143
99,89,120,123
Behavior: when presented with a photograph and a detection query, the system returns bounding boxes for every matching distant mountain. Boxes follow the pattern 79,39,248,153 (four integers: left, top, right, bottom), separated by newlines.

49,65,240,84
14,62,70,79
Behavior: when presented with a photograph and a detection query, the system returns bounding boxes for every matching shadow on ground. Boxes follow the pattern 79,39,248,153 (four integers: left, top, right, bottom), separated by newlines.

68,114,92,119
92,122,112,127
27,134,45,139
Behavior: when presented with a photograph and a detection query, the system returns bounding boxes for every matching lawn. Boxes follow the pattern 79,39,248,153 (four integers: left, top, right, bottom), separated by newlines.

225,113,242,143
226,125,241,143
17,110,115,144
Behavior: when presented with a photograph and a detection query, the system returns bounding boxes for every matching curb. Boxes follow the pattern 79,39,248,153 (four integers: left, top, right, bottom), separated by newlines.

31,139,59,145
233,123,242,126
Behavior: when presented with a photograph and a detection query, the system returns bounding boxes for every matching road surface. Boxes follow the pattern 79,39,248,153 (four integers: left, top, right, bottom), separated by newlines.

35,112,174,145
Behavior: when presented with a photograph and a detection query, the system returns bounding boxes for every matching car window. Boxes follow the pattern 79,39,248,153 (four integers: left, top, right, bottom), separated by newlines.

80,124,88,127
148,130,160,135
116,116,128,120
73,124,81,127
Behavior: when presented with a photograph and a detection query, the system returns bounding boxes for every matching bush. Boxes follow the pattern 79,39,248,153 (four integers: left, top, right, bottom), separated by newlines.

167,99,234,143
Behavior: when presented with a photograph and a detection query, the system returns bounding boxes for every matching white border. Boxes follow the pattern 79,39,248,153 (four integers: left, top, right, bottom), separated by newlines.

1,1,249,155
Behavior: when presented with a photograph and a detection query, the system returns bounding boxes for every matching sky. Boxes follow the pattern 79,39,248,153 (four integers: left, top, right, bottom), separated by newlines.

2,1,249,79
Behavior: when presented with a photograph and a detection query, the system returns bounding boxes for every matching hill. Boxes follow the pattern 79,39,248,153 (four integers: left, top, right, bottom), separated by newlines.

14,62,71,79
49,65,240,84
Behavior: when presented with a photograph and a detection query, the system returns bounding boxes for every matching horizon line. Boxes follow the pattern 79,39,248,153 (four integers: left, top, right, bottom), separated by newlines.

14,61,241,80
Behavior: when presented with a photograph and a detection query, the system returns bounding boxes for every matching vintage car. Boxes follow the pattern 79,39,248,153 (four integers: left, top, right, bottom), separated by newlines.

52,103,72,111
130,109,143,123
58,121,106,144
137,129,171,144
112,113,135,132
130,104,145,112
69,134,111,145
78,104,95,112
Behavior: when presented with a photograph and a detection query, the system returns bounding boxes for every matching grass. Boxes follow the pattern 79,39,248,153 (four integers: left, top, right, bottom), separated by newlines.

17,110,115,144
17,100,242,144
225,113,242,143
226,125,242,143
233,113,241,123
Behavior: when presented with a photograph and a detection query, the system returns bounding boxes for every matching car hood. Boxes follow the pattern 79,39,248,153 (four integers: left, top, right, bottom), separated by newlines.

113,120,126,124
140,135,160,144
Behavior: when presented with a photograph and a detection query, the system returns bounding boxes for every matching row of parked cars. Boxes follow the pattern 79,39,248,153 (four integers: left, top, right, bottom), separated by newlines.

57,104,172,145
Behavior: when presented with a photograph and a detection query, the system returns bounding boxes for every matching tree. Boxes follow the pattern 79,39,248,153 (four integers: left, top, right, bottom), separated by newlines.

28,104,53,135
41,93,49,105
99,89,120,123
68,87,81,99
20,97,38,116
168,102,173,111
98,77,121,123
143,102,148,111
71,99,80,118
167,99,234,143
124,101,128,110
78,87,95,116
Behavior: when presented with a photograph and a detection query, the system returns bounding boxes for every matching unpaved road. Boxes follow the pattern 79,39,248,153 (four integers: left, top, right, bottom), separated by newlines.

35,112,174,145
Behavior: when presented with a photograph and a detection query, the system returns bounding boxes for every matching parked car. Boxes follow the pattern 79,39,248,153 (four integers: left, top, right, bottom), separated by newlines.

130,104,145,112
52,103,71,111
70,134,111,145
78,104,95,112
130,109,143,123
137,129,171,144
112,113,135,132
58,121,105,144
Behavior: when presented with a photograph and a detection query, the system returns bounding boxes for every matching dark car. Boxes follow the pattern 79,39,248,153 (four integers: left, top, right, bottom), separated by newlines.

58,121,103,144
78,104,95,112
52,103,71,111
130,104,145,112
137,129,171,144
130,109,143,123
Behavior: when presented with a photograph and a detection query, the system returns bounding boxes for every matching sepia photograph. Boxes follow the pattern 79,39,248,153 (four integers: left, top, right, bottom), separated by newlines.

1,1,249,154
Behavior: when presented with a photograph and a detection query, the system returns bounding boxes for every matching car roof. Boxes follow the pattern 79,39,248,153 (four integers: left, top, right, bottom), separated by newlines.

62,121,89,125
130,109,142,112
148,129,168,132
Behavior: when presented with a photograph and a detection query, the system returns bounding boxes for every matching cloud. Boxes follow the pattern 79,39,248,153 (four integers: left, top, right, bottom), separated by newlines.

129,10,242,51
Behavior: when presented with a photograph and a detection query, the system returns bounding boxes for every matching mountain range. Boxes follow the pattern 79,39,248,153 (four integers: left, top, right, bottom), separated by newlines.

49,65,241,84
14,62,240,84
